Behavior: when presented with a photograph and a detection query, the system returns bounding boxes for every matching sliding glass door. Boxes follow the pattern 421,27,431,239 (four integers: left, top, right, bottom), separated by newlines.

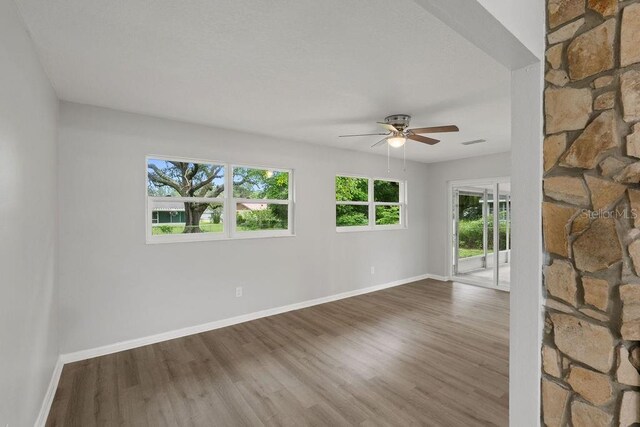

451,179,510,290
497,187,511,287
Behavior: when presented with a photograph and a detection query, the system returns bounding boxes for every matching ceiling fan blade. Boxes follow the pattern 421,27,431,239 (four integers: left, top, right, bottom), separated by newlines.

408,134,440,145
371,137,389,148
377,122,399,133
409,125,459,134
339,132,390,138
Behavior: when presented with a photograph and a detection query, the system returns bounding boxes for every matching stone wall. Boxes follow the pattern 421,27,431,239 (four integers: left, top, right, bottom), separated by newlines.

542,0,640,426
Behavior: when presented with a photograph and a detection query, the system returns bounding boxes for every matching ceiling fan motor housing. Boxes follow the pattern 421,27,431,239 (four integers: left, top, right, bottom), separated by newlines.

384,114,411,132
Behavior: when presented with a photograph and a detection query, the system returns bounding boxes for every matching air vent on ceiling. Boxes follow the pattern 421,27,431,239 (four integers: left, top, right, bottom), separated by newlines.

461,139,486,146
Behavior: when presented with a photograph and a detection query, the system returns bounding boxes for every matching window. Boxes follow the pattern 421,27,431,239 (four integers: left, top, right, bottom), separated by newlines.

335,176,369,227
147,158,225,239
146,156,293,243
335,175,406,231
232,166,292,235
374,179,402,226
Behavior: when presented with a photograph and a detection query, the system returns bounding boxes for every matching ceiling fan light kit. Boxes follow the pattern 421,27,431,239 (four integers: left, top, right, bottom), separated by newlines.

339,114,459,149
387,135,406,148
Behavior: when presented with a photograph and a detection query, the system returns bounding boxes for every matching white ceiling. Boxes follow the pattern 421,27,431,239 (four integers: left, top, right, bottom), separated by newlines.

16,0,511,163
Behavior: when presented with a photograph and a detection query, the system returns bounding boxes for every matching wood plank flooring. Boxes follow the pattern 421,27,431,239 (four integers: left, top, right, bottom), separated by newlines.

46,279,509,426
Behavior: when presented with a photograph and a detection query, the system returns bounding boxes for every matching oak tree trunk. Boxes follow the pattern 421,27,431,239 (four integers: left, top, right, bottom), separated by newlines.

183,202,208,233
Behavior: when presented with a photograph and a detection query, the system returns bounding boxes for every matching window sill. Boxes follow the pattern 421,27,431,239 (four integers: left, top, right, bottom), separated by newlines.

336,225,406,233
146,232,296,244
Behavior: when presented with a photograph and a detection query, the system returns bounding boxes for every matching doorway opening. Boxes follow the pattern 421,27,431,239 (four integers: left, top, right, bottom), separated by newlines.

450,178,511,290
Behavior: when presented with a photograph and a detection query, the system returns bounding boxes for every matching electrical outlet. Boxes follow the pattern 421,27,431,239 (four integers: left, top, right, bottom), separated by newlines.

370,266,375,275
235,286,243,297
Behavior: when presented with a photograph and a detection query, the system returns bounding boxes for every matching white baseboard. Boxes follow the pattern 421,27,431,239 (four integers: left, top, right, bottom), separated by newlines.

61,273,442,364
39,273,445,425
34,356,63,427
425,273,450,282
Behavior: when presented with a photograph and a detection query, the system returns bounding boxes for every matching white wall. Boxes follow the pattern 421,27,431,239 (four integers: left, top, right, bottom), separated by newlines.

476,0,545,59
0,0,59,425
413,0,539,70
57,102,430,354
425,152,511,278
509,62,543,427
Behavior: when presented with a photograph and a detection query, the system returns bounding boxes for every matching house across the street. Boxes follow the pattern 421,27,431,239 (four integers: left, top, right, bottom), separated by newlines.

151,201,267,225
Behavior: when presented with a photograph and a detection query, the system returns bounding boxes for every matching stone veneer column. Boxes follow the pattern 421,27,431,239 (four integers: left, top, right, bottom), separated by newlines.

542,0,640,426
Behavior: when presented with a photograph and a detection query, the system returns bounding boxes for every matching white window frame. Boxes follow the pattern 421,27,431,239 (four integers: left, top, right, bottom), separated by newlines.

230,164,294,239
335,174,407,232
145,155,294,244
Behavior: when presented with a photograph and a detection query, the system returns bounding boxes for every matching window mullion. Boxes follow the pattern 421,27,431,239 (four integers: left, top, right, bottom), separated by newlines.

148,196,224,203
402,181,406,227
288,170,294,233
373,202,401,206
234,198,289,205
336,201,369,206
227,164,233,238
368,178,374,227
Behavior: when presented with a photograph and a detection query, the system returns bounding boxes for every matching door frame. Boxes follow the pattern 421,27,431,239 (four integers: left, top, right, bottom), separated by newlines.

447,176,511,291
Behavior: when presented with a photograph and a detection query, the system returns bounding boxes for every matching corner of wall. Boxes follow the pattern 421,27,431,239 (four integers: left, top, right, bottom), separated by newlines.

0,0,61,425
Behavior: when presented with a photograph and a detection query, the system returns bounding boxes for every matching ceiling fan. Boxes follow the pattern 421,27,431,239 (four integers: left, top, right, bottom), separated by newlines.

339,114,459,148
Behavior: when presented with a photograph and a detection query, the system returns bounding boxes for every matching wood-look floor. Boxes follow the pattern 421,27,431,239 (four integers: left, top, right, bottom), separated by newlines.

46,279,509,426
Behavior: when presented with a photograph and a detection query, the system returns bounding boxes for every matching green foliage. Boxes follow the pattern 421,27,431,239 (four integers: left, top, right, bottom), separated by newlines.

335,177,368,202
462,206,482,220
458,195,482,219
336,178,400,226
458,219,483,248
458,218,508,250
205,203,222,220
151,223,223,235
374,180,399,202
233,168,288,199
375,205,400,225
236,206,288,230
264,172,289,200
458,248,484,258
336,205,368,226
456,193,510,253
458,194,509,221
210,206,222,224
